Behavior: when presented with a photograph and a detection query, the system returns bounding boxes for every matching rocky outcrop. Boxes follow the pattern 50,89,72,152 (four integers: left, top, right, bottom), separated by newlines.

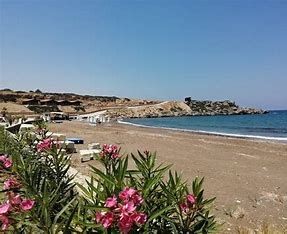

184,98,267,116
106,99,268,119
106,101,190,119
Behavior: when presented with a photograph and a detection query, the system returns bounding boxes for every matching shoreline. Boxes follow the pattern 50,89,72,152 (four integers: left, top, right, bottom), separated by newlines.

118,120,287,143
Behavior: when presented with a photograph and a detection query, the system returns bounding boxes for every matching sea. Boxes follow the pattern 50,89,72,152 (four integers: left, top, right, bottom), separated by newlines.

120,110,287,141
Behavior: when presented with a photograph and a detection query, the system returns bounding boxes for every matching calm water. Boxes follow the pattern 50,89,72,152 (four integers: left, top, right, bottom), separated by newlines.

122,110,287,141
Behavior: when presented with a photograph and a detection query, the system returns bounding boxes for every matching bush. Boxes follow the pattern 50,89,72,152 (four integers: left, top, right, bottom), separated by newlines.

0,126,217,233
76,147,217,233
0,125,77,232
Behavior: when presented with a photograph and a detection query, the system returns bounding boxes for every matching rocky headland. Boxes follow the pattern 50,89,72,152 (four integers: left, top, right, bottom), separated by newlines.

106,98,267,119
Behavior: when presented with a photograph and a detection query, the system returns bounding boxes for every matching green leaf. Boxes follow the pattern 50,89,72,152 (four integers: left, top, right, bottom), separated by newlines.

89,165,116,186
146,205,173,224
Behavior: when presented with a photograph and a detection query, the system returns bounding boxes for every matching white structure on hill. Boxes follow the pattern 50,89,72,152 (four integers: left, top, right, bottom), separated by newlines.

78,110,110,124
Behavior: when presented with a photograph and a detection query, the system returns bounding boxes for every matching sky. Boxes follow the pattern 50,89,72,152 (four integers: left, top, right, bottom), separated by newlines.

0,0,287,110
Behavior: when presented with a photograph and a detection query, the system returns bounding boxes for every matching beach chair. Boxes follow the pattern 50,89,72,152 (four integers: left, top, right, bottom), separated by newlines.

80,149,101,162
66,137,84,144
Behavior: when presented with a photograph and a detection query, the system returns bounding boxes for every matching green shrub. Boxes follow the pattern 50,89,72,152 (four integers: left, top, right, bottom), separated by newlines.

76,147,217,233
1,124,77,232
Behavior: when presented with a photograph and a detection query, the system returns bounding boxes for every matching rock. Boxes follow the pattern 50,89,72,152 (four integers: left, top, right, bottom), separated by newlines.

185,99,267,116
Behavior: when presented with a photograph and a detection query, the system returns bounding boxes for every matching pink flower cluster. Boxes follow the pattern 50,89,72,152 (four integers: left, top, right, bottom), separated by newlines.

36,138,53,152
3,177,20,191
100,144,120,159
180,194,196,214
0,154,12,169
0,176,35,230
0,177,35,231
96,187,147,233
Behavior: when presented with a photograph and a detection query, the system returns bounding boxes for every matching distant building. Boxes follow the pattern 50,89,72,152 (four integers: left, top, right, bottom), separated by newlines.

56,100,82,106
56,100,71,106
50,112,69,120
184,97,192,103
69,100,82,106
22,98,39,105
40,99,58,106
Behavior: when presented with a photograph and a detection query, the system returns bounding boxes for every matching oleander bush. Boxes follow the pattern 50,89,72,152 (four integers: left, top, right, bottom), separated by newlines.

0,124,217,233
0,125,77,232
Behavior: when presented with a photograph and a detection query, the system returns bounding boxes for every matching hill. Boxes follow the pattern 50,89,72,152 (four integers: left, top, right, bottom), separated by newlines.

0,89,267,118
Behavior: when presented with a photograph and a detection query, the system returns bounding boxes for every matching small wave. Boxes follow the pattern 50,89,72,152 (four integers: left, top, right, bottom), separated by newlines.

187,125,287,133
118,120,287,142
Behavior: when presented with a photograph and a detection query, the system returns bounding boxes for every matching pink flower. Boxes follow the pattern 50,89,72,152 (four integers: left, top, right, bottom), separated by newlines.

101,212,114,228
105,195,117,208
3,159,12,168
0,155,12,169
111,152,119,159
101,144,120,159
95,211,114,229
118,214,133,234
119,187,136,202
20,199,35,211
119,201,136,215
131,212,147,224
0,203,10,215
0,214,10,230
131,193,143,206
95,212,104,223
187,194,196,205
0,155,6,162
180,202,189,214
37,138,52,152
119,187,143,205
95,187,146,232
180,194,196,214
3,177,20,190
8,193,22,205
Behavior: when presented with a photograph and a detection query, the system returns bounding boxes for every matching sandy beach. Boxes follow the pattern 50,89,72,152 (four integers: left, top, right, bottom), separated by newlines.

49,121,287,232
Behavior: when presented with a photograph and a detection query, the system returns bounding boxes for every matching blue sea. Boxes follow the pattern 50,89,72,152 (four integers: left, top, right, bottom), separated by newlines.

121,110,287,141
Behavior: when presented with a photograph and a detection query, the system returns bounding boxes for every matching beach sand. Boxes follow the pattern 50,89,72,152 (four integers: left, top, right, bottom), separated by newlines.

49,121,287,232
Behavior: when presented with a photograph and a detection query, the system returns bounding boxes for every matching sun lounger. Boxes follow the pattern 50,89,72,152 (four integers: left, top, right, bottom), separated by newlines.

80,149,101,162
66,137,84,144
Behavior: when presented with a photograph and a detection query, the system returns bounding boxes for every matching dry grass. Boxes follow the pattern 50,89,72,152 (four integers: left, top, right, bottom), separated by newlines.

0,102,33,113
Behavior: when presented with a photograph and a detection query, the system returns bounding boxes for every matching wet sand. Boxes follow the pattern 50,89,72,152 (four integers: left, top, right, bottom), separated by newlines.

49,121,287,232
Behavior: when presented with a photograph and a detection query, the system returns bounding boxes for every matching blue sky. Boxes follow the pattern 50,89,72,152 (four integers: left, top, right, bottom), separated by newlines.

1,0,286,110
